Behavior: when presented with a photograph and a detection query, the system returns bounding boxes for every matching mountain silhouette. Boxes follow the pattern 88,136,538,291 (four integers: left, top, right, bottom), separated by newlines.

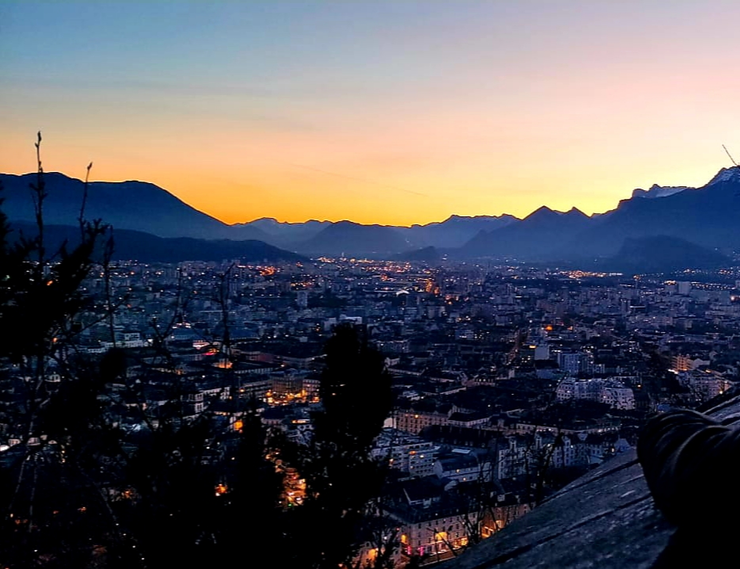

3,166,740,264
562,166,740,260
460,206,592,260
295,221,413,258
6,221,305,264
0,173,271,241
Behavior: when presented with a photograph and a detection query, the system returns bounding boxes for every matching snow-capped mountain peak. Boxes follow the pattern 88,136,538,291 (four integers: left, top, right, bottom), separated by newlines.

631,184,689,199
707,166,740,186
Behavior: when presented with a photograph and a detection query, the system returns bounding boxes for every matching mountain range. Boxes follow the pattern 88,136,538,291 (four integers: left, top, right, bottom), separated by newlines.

5,221,306,264
2,166,739,269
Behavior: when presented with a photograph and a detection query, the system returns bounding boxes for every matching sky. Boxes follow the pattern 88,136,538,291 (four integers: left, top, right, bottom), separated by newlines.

2,1,740,227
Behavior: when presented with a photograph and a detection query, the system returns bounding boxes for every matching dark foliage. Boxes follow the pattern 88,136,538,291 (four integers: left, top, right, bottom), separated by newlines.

0,138,393,569
0,134,118,568
285,324,395,568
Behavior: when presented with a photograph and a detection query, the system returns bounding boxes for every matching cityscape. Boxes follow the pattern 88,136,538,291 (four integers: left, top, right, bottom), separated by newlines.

4,166,740,565
3,1,740,568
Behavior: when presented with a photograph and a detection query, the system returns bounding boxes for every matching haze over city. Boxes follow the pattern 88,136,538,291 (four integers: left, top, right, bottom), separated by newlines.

2,1,740,226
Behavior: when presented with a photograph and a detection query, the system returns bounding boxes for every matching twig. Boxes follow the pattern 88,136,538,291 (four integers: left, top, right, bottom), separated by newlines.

723,144,738,167
79,162,93,240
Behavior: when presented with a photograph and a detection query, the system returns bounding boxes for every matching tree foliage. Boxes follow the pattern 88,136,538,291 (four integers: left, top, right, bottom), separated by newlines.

0,135,118,568
285,323,394,568
0,137,394,569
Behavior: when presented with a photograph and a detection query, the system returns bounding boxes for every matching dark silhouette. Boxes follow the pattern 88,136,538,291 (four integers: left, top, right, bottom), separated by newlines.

639,408,740,567
285,323,395,568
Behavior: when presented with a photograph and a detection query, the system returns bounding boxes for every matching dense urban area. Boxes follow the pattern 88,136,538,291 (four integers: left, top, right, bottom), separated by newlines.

4,0,740,564
4,244,740,566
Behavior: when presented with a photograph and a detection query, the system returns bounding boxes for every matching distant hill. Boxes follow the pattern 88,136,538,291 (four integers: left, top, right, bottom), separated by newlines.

238,213,518,251
234,217,331,246
7,221,305,264
295,221,413,258
0,173,271,241
598,235,730,273
397,214,518,249
459,207,592,261
393,246,443,262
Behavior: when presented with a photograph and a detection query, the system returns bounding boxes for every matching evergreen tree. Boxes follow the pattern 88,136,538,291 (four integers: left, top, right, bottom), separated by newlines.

286,323,394,568
214,405,285,562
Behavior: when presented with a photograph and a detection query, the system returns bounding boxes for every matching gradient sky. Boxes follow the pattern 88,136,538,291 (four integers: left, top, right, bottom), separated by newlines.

2,1,740,226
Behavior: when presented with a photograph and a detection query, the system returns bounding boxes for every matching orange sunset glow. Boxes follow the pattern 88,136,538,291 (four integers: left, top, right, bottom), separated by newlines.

2,1,740,226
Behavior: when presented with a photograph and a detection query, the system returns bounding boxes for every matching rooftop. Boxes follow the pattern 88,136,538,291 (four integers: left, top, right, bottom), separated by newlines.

444,393,740,568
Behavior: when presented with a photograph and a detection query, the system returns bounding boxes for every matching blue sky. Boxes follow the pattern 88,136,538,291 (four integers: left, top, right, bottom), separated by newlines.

3,1,740,225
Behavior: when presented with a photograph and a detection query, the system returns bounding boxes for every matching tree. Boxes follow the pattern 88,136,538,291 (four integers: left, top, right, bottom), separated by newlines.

285,323,394,569
215,404,285,561
0,134,118,568
0,135,287,568
0,137,393,569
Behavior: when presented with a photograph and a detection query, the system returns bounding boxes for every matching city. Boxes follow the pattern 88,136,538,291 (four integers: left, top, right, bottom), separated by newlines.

3,1,740,567
4,242,740,566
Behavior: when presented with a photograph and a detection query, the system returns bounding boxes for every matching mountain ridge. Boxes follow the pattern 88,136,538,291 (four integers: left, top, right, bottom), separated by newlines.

2,166,739,265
